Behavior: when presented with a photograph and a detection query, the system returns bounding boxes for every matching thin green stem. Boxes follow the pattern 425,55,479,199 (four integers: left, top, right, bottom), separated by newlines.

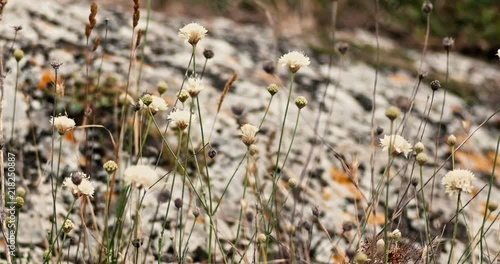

232,153,250,263
419,164,431,261
10,61,19,143
448,192,461,264
384,120,395,264
56,232,67,264
479,135,500,263
45,198,77,263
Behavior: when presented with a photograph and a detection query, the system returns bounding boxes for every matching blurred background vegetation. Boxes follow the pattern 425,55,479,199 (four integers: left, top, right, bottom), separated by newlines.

129,0,499,60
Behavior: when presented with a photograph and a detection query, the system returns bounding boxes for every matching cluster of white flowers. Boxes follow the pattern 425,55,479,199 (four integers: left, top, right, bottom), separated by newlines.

240,124,259,146
278,51,310,73
50,115,76,135
186,77,204,97
138,95,168,114
63,172,95,198
441,169,475,196
124,165,158,189
168,109,194,130
178,22,207,45
379,134,412,158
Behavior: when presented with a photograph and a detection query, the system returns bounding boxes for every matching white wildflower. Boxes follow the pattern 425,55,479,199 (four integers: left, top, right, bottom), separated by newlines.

240,124,259,146
379,134,412,158
168,109,194,130
278,51,310,73
186,77,204,97
178,22,207,45
496,49,500,59
441,169,475,197
124,165,158,189
63,172,95,198
139,95,168,114
50,115,76,135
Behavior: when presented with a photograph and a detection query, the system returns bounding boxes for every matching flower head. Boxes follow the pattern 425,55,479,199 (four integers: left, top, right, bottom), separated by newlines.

178,22,207,45
240,124,259,146
138,95,168,115
51,115,76,135
441,169,475,196
496,49,500,59
278,51,310,73
124,165,158,189
379,134,412,158
63,172,95,198
63,219,74,233
186,77,204,97
168,109,194,130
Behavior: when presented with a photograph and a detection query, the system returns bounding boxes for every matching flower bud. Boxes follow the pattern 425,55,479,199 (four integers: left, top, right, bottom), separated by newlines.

430,80,441,91
15,196,24,208
288,177,298,189
385,106,401,121
294,96,308,109
177,90,190,103
263,60,275,74
414,142,425,153
103,160,118,174
376,239,385,254
416,152,428,166
422,1,433,13
16,187,26,197
257,233,266,244
267,84,278,96
487,201,498,212
248,144,259,156
141,94,153,106
63,219,74,233
14,49,24,62
203,49,214,59
174,198,183,209
192,207,200,218
354,252,368,263
447,134,457,146
157,81,168,95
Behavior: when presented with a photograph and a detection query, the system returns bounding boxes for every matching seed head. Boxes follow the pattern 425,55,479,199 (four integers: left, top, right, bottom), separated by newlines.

422,1,433,13
203,49,214,59
263,60,275,74
174,198,183,209
63,219,74,233
430,80,441,91
443,37,455,51
335,42,349,55
208,148,217,159
411,177,419,187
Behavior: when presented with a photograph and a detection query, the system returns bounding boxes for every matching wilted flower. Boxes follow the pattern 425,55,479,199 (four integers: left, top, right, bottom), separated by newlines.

240,124,259,146
178,22,207,45
379,134,412,158
168,109,194,130
124,165,158,189
441,169,475,196
186,77,204,97
50,115,76,135
278,51,310,73
138,95,168,114
63,172,95,198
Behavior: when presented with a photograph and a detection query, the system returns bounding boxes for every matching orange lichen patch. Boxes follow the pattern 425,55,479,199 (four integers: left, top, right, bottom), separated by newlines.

330,251,346,263
455,151,500,178
388,73,411,85
38,69,55,89
322,188,332,200
331,167,350,185
195,217,204,224
366,213,385,225
331,167,362,201
64,130,76,142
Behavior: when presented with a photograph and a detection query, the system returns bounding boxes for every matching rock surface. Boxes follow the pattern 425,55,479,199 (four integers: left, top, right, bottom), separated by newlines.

0,0,499,263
